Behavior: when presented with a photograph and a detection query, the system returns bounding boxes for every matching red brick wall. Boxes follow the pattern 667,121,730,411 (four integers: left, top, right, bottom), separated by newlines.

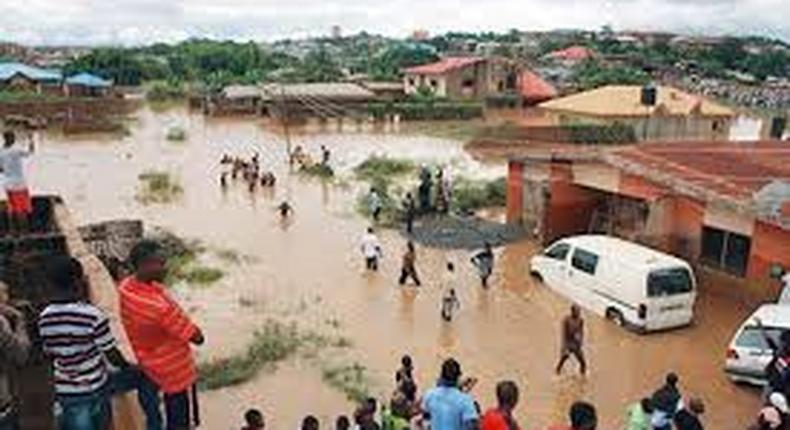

619,173,667,201
544,163,602,243
506,161,524,224
748,221,790,289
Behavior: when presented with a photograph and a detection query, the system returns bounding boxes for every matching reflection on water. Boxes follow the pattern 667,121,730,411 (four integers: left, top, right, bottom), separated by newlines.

26,105,760,429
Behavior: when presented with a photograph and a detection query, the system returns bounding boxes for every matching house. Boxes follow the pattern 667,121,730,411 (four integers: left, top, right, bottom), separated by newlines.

505,141,790,302
518,70,557,106
359,81,405,101
538,85,735,141
403,57,488,99
0,62,62,94
543,45,596,66
259,82,375,118
64,73,113,97
217,84,263,114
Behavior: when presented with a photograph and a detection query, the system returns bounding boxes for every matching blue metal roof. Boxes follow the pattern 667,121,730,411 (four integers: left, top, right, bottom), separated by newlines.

65,72,112,88
0,62,62,82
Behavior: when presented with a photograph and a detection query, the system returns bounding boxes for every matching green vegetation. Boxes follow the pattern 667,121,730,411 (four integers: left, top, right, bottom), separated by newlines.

299,163,335,179
166,126,187,142
146,229,225,287
452,177,507,213
353,156,415,182
573,61,651,90
367,101,484,121
198,320,304,390
320,362,373,402
136,171,183,204
563,122,637,145
182,266,224,285
147,80,187,101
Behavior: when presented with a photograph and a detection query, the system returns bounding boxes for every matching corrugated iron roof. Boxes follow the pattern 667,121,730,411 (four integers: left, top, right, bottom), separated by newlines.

222,85,262,99
260,83,374,100
0,62,61,82
519,70,557,103
545,46,595,61
539,85,734,118
403,57,485,75
65,73,112,88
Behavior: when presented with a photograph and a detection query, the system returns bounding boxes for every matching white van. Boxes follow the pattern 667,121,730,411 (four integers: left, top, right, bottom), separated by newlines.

530,235,697,333
725,304,790,386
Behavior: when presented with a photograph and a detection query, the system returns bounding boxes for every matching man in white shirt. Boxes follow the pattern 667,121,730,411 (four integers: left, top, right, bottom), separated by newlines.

0,130,34,234
779,269,790,305
360,227,382,271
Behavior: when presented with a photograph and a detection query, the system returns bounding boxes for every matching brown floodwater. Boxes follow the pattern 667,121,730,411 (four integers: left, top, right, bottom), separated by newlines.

27,106,760,429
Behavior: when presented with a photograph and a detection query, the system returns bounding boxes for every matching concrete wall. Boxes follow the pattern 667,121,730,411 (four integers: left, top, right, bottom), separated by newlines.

554,112,732,142
748,221,790,294
544,163,603,244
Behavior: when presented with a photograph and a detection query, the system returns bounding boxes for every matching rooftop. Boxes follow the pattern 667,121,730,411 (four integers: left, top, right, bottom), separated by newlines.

403,56,485,75
65,72,112,88
606,141,790,225
0,62,61,82
539,85,734,118
545,45,595,61
260,82,374,100
222,84,261,99
519,70,557,103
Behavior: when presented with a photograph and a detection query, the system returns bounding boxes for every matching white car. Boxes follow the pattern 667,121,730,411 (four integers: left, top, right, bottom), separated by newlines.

725,304,790,386
530,235,697,333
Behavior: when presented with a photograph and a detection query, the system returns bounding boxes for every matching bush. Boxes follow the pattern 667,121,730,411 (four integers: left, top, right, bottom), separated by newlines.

452,177,507,213
299,163,334,179
136,171,183,204
321,362,372,403
353,156,415,181
146,80,186,101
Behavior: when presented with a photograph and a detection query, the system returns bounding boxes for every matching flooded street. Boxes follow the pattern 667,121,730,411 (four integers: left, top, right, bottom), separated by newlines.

29,106,759,429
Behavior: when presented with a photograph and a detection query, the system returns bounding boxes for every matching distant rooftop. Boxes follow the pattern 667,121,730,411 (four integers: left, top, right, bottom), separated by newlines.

539,85,734,118
260,82,374,100
65,72,112,88
519,70,557,103
403,57,485,75
545,45,595,61
0,62,61,82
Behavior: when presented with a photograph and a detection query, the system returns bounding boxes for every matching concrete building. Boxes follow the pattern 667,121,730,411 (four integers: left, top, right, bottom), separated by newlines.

539,85,735,141
402,56,518,100
504,141,790,302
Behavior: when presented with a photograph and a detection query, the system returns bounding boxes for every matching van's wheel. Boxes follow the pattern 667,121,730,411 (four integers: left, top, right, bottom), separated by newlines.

529,271,543,284
606,308,625,327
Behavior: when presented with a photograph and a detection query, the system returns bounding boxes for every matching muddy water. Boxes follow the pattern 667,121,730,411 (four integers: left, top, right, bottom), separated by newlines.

28,106,759,429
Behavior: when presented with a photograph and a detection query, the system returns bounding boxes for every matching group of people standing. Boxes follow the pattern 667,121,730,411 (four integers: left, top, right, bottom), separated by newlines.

0,239,205,430
220,153,277,193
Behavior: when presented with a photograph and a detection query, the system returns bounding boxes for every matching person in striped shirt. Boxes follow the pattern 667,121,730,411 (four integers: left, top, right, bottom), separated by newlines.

120,240,205,430
38,256,131,430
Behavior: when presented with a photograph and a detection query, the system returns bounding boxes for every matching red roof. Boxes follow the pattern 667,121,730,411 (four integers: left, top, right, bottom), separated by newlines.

403,57,485,75
607,141,790,203
546,45,595,61
519,70,557,103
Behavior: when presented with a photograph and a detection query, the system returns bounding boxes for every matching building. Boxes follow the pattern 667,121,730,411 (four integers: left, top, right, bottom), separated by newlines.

402,56,518,100
0,62,62,94
518,70,557,106
543,45,596,66
505,141,790,302
538,85,735,141
64,73,113,97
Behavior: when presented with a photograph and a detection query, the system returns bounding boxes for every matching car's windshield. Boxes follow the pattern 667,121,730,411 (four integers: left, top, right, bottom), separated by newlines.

736,326,785,350
647,267,694,297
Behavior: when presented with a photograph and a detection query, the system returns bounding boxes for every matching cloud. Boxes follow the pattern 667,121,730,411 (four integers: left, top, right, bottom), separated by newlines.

0,0,787,46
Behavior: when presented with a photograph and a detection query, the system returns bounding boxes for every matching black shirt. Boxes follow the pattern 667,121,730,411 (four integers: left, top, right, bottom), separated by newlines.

674,410,703,430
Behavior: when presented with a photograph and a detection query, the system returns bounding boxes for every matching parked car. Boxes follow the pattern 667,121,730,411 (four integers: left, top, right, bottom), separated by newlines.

529,235,697,333
725,304,790,386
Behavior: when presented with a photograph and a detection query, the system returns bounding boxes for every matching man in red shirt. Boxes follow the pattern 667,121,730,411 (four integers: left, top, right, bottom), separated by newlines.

120,240,205,430
481,380,520,430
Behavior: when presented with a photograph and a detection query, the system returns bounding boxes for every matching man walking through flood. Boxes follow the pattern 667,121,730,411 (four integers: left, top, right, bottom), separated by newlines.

471,242,495,289
0,130,34,235
398,241,421,287
360,227,383,272
555,305,587,376
120,240,205,430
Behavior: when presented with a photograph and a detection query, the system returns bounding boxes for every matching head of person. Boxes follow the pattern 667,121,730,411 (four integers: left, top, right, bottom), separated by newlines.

495,380,519,412
571,304,581,318
129,240,167,283
244,409,265,429
406,192,412,199
484,242,492,251
401,354,413,370
447,262,455,272
640,397,654,414
335,415,350,430
439,357,462,387
367,227,374,234
569,401,597,430
2,130,14,148
688,397,705,416
302,415,319,430
760,406,783,430
47,255,86,301
665,372,679,388
407,241,415,252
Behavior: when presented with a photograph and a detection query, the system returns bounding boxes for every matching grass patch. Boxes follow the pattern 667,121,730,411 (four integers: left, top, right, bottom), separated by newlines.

300,163,335,179
321,362,373,403
353,156,415,182
136,171,183,204
182,266,223,285
148,229,224,287
198,320,303,390
214,248,242,263
166,126,187,142
452,177,506,213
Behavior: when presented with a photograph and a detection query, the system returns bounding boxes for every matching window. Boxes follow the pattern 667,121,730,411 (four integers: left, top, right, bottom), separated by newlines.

430,79,438,88
408,78,415,86
571,248,599,275
462,79,475,88
544,243,570,261
647,268,693,297
700,226,751,277
735,327,784,350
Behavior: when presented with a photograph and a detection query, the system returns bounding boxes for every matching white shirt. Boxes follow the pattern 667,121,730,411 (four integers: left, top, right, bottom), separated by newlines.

779,274,790,304
0,147,30,190
360,233,381,258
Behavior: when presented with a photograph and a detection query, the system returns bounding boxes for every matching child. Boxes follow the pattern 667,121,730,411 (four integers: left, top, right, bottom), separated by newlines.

242,409,265,430
441,288,460,322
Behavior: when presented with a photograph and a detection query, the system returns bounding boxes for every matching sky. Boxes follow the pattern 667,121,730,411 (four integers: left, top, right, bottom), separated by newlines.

0,0,788,46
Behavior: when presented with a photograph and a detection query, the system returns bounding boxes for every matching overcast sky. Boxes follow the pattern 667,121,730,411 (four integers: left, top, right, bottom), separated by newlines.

1,0,788,46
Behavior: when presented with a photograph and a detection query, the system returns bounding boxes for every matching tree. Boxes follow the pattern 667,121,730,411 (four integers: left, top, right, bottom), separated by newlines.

369,44,438,81
301,47,343,82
